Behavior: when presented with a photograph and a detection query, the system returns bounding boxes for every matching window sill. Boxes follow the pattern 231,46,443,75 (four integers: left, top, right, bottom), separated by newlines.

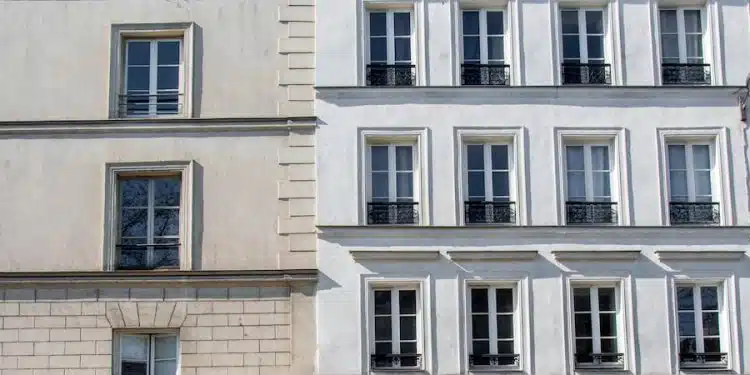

573,368,629,374
469,367,524,374
370,369,427,375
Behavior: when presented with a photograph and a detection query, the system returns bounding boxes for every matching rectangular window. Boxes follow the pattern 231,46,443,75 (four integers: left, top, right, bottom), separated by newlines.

572,286,624,369
464,144,515,224
461,10,508,86
666,143,719,225
367,144,418,225
367,10,415,86
117,174,181,270
564,144,617,224
560,9,610,84
371,287,422,370
468,286,519,369
659,9,710,84
676,284,728,368
122,39,183,117
118,334,178,375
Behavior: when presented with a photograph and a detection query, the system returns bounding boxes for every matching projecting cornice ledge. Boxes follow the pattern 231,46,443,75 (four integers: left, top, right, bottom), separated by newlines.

552,250,641,262
655,250,747,262
447,250,538,262
349,250,441,261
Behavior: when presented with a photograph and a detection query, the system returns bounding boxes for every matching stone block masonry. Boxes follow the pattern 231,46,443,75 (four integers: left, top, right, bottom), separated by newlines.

0,287,293,375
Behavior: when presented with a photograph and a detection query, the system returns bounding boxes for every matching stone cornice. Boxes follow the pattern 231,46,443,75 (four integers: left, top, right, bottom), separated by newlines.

0,116,318,135
0,269,319,287
655,250,747,262
552,250,641,261
447,250,538,262
349,250,441,261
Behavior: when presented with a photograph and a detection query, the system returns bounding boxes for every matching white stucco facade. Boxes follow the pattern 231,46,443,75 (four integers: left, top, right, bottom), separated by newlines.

314,1,750,375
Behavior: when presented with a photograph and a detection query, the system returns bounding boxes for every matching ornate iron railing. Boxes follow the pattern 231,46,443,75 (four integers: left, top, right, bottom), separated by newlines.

370,354,422,369
469,354,520,368
669,202,720,225
464,201,515,224
575,353,624,369
461,64,511,86
679,352,728,369
116,243,180,270
367,202,419,225
561,63,611,85
566,202,618,225
118,93,183,117
366,64,416,86
662,64,711,85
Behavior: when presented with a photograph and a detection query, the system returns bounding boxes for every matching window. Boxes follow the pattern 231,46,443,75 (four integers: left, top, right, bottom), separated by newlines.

468,286,519,369
464,144,515,224
117,334,178,375
122,39,183,117
564,144,617,224
676,284,728,368
371,287,422,370
367,10,415,86
659,9,710,85
666,143,719,225
367,144,419,225
560,9,610,85
572,286,624,369
461,10,509,86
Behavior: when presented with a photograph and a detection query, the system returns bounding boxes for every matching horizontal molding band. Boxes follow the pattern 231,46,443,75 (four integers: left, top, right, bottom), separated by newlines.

350,250,441,261
552,250,641,261
447,250,538,261
655,250,747,262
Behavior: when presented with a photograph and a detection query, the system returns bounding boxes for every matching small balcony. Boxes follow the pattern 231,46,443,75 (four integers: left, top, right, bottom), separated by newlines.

469,353,520,368
575,353,624,369
669,202,720,225
662,64,711,85
366,64,416,87
566,201,618,225
679,352,728,369
464,201,516,224
118,93,183,118
116,243,180,270
370,354,422,369
561,63,611,85
367,202,419,225
461,64,510,86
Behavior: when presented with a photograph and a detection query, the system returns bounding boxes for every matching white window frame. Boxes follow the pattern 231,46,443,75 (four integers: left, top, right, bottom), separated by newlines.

658,8,706,64
113,332,179,375
466,283,521,370
569,282,627,370
365,8,417,66
367,143,418,203
103,161,195,271
459,9,507,65
464,143,514,202
559,8,606,64
674,282,728,369
563,142,614,202
368,284,424,371
665,142,714,203
123,39,183,117
109,23,195,119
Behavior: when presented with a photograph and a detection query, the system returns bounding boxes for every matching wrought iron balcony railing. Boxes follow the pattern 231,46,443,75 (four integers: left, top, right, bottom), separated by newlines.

669,202,720,225
679,352,728,369
370,354,422,369
366,64,416,87
461,64,511,86
464,201,516,224
575,353,624,369
566,201,618,225
118,93,183,118
662,64,711,85
367,202,419,225
116,243,180,270
469,354,520,368
561,63,611,85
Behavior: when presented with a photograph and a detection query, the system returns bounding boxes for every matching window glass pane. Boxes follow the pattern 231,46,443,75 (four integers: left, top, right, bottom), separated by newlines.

369,38,387,62
399,290,417,314
120,179,149,207
121,209,148,237
463,36,480,61
396,172,413,198
598,287,616,311
496,315,513,339
369,13,387,36
154,209,180,237
487,11,504,34
468,171,485,199
600,338,617,353
669,171,688,198
375,342,391,355
495,289,513,313
600,313,616,337
472,315,489,339
586,11,603,34
155,336,177,359
562,35,580,59
393,13,411,36
575,338,593,355
154,178,181,206
127,67,150,91
374,290,391,315
567,172,586,200
683,10,702,33
678,312,695,336
123,362,147,375
692,145,711,169
371,172,388,199
703,338,720,352
694,171,712,196
561,10,579,33
661,35,680,58
471,288,489,313
592,172,610,198
121,335,149,360
371,146,389,171
394,38,411,62
395,146,413,171
463,11,480,34
591,146,609,170
157,41,180,65
574,314,592,337
127,41,151,65
701,287,719,310
375,316,392,340
152,239,179,267
487,36,504,61
679,338,696,354
472,340,490,355
157,67,179,90
497,340,514,354
659,10,678,33
677,287,694,310
703,312,720,336
491,145,509,170
493,171,509,198
587,36,604,59
467,145,484,170
154,360,177,375
400,342,417,355
400,316,417,340
573,288,591,311
685,35,703,58
566,146,585,170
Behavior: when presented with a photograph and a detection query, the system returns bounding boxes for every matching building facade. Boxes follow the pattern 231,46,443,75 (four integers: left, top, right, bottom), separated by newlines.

0,1,316,375
315,1,750,375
